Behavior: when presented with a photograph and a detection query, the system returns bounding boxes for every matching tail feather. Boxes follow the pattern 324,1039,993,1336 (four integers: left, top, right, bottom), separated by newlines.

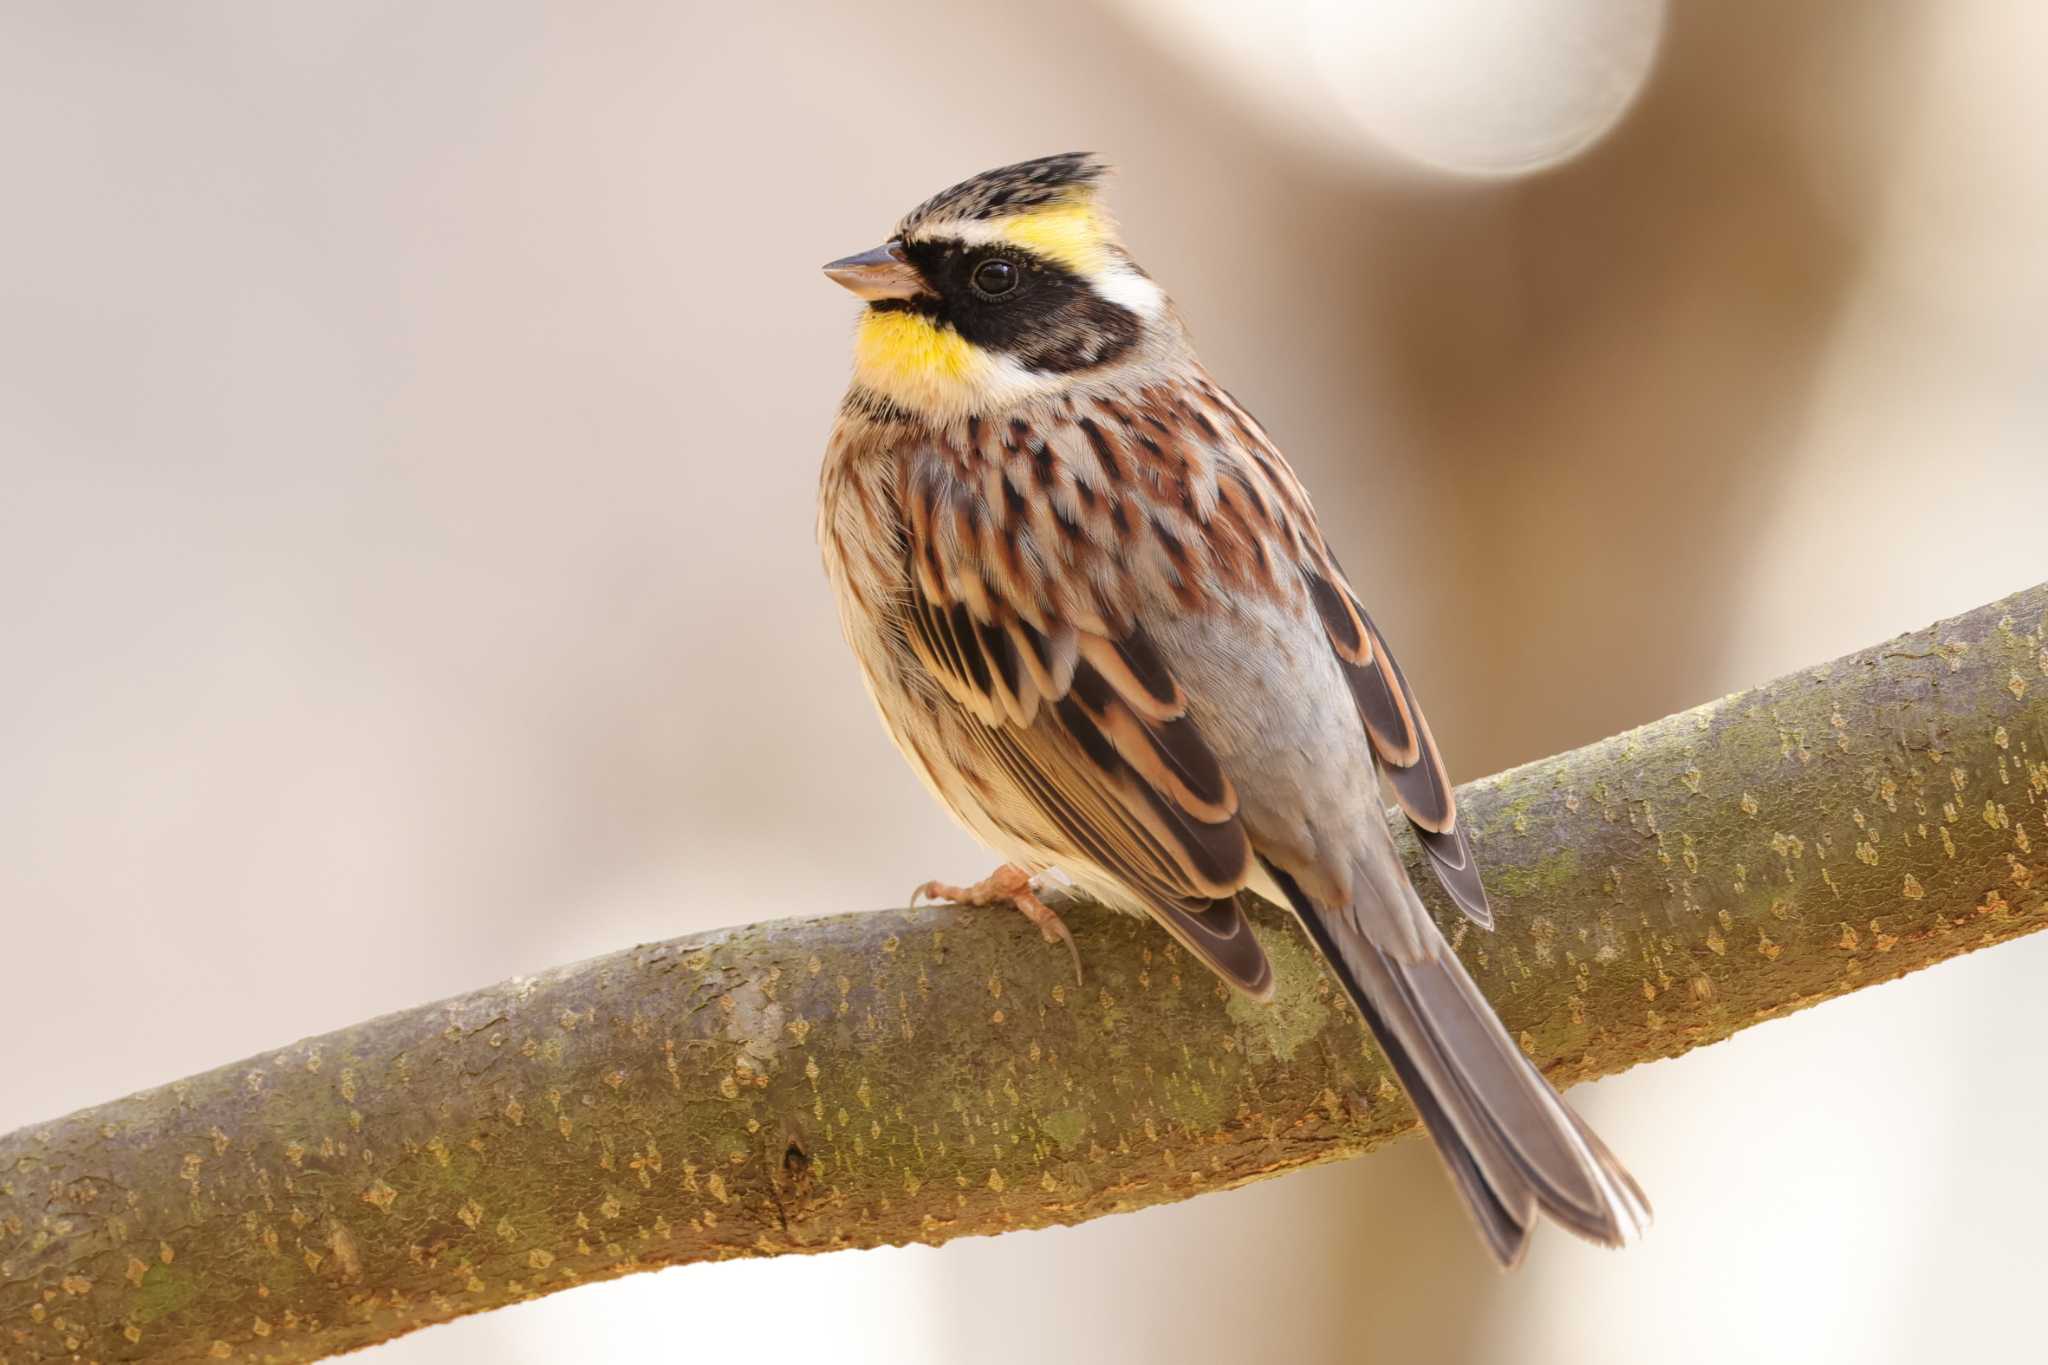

1263,858,1650,1265
1345,958,1535,1265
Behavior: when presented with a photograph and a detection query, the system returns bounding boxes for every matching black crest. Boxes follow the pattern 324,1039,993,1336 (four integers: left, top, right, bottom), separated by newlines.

897,153,1109,236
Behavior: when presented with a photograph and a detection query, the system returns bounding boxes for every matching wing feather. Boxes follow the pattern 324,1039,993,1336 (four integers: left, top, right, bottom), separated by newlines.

1303,563,1492,928
899,449,1272,994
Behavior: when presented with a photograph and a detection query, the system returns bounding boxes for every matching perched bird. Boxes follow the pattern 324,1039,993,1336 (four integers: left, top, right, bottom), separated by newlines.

816,153,1649,1265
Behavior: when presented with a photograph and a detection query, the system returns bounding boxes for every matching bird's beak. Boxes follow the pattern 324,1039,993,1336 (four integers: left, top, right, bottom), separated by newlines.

822,241,924,301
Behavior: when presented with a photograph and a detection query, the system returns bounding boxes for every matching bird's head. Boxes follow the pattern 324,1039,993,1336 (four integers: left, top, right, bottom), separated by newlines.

824,153,1173,421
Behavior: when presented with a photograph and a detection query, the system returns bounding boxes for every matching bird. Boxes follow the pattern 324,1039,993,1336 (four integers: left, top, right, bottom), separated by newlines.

815,152,1649,1265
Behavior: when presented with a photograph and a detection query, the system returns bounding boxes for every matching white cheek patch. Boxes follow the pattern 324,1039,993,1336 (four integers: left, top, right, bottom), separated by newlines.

979,353,1070,408
1090,266,1167,320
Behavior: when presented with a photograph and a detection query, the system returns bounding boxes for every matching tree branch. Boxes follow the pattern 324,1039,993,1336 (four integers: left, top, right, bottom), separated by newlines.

5,586,2046,1363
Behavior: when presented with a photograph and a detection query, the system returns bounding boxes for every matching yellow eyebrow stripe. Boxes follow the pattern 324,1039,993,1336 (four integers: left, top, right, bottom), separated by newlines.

1000,202,1113,275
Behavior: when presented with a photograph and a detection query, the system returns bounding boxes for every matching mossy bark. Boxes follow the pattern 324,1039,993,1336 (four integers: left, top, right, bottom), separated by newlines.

5,585,2046,1363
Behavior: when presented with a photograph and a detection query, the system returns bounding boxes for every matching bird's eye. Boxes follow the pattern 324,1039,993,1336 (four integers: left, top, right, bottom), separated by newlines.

971,258,1020,298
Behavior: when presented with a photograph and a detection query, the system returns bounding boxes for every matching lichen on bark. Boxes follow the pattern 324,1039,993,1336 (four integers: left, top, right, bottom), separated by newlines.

3,585,2045,1364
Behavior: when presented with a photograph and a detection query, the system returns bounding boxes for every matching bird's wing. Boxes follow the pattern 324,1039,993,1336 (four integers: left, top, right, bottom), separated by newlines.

1187,388,1645,1262
896,434,1272,997
1299,560,1493,928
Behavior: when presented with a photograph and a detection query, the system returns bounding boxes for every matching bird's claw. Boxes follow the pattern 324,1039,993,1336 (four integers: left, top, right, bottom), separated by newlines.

908,865,1083,986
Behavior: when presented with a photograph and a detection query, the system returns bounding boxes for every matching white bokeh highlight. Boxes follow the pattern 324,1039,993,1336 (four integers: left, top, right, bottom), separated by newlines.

1117,0,1666,176
1309,0,1666,174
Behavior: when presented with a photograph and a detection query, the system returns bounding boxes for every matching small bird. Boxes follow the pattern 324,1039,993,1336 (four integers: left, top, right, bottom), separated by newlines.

816,153,1649,1265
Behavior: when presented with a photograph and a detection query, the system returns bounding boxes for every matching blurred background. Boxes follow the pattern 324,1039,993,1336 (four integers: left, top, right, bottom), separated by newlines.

4,2,2045,1360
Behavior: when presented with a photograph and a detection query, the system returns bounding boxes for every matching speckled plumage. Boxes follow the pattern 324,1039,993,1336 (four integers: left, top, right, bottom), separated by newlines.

894,151,1111,236
817,155,1649,1264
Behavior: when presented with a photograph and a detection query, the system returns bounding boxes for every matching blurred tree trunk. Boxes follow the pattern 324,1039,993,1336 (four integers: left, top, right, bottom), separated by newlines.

3,585,2044,1364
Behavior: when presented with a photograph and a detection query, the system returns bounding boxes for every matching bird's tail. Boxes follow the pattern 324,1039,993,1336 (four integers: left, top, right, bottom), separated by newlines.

1262,859,1651,1266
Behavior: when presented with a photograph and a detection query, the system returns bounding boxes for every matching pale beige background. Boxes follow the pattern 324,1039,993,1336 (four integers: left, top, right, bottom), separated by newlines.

4,3,2045,1362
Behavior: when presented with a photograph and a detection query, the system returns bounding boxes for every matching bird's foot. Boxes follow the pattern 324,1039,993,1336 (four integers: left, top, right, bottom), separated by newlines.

911,864,1082,985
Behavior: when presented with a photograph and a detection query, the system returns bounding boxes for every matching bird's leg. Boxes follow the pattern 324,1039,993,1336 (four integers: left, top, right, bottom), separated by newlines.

911,864,1082,984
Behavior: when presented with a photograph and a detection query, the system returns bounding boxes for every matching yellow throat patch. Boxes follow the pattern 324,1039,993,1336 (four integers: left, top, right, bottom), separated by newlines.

852,307,991,415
